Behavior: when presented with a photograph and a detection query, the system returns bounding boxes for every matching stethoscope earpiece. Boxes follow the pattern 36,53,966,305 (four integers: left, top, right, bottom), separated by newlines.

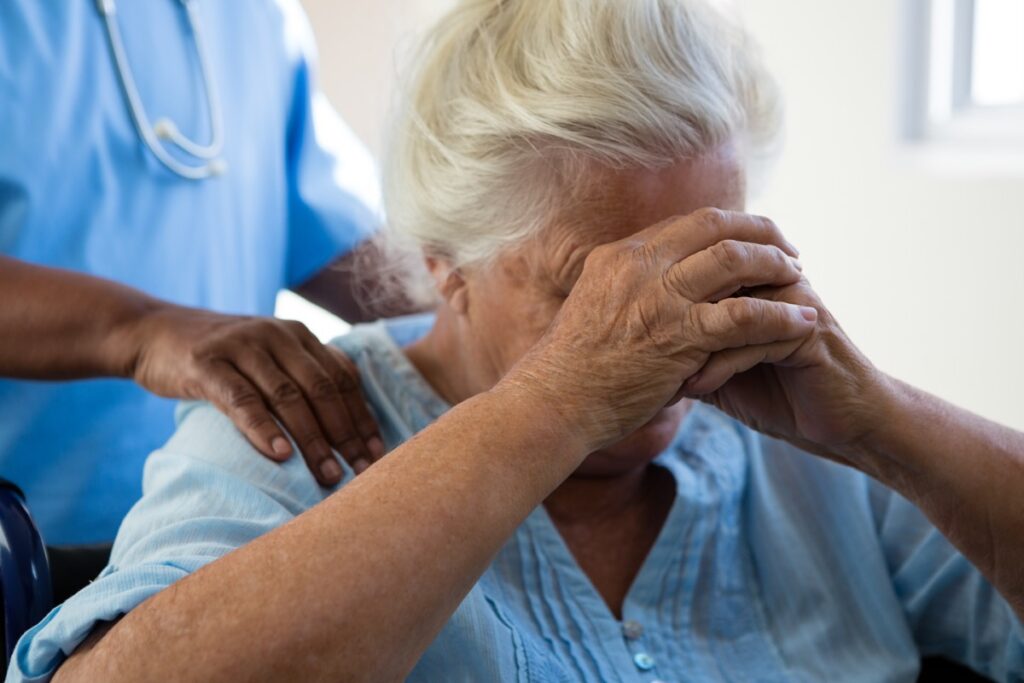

208,159,228,177
153,119,176,140
98,0,226,181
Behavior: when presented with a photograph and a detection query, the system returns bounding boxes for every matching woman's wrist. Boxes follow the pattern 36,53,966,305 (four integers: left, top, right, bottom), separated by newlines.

833,372,928,484
493,362,598,462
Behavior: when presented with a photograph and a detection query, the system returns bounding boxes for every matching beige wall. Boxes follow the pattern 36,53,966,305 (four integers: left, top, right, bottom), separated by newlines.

300,0,454,158
297,0,1024,430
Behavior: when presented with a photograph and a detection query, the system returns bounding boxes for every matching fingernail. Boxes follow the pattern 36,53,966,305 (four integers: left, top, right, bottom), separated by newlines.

367,437,385,459
320,458,342,482
799,306,818,322
272,437,292,457
792,258,803,271
353,458,370,474
786,240,801,256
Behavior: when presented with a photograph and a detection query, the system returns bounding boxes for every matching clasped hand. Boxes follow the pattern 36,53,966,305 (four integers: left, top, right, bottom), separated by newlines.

507,208,885,467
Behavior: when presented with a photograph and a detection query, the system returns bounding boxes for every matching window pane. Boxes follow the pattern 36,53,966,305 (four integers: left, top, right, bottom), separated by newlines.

972,0,1024,106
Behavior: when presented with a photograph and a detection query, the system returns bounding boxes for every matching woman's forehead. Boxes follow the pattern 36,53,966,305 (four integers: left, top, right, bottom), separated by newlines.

628,147,747,225
539,147,747,275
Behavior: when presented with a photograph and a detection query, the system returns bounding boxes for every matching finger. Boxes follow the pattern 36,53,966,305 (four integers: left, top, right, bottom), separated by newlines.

286,320,385,465
681,338,806,396
269,342,375,475
282,322,382,472
320,346,385,462
685,297,818,354
743,280,827,314
202,360,292,462
233,350,343,487
644,208,800,263
665,241,803,303
304,342,384,470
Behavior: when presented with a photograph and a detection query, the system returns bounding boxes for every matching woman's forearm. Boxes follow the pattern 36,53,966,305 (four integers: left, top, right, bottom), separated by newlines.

851,377,1024,618
55,383,591,683
52,209,822,681
0,256,155,379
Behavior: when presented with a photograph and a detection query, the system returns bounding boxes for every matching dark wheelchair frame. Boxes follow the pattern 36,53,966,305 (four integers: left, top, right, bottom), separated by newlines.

0,479,111,670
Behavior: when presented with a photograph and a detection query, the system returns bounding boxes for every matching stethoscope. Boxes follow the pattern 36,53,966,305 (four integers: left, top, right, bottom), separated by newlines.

95,0,227,180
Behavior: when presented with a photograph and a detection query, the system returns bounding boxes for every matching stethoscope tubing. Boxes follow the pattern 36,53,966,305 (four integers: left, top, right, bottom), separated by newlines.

96,0,227,180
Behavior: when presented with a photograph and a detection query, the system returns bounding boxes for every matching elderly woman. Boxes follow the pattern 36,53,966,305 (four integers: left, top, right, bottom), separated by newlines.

11,0,1024,681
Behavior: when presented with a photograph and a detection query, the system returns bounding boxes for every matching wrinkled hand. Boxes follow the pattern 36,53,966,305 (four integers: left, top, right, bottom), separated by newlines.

679,278,886,468
505,208,819,452
127,306,383,485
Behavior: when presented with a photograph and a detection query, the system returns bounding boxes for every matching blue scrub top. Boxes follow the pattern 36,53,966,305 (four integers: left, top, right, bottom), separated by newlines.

0,0,382,543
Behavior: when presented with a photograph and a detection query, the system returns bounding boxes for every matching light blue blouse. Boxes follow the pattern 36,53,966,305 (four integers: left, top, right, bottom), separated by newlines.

9,319,1024,682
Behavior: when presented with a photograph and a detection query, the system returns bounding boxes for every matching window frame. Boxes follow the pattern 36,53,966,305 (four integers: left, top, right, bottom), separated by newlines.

898,0,1024,172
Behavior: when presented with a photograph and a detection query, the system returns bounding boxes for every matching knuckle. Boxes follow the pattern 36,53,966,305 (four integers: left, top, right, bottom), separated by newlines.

270,380,302,405
267,323,293,342
333,427,358,446
630,239,661,267
693,206,725,224
341,435,369,456
754,243,788,273
259,318,281,332
663,266,693,298
334,374,358,392
580,243,631,282
766,243,788,264
685,304,712,339
332,366,358,391
188,343,216,365
584,242,618,267
225,383,261,410
693,207,726,232
180,378,205,399
756,214,779,234
241,411,273,431
757,215,789,249
772,247,797,275
298,431,326,449
722,297,758,327
354,417,378,438
247,321,276,339
709,240,745,271
285,319,311,337
309,376,340,401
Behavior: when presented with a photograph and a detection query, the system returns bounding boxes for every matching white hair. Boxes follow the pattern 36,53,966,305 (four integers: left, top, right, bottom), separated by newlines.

377,0,782,307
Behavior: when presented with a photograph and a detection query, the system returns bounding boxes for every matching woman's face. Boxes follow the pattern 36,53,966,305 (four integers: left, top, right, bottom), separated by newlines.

453,143,746,474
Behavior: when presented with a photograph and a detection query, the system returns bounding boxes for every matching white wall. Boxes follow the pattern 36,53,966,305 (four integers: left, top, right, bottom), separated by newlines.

738,0,1024,431
294,0,1024,430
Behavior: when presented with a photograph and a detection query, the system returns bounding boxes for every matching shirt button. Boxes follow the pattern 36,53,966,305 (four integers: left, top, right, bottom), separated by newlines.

622,619,644,639
633,652,655,671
